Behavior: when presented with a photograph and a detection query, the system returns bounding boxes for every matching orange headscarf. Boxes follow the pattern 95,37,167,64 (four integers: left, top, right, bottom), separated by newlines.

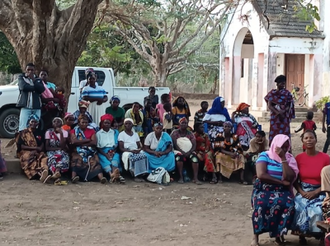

236,103,250,112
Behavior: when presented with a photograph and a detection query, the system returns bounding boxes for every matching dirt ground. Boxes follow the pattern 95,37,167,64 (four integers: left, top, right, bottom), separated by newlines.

0,98,327,246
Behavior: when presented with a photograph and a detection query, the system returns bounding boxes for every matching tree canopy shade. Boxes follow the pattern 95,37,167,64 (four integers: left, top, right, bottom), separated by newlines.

105,0,235,86
0,0,104,95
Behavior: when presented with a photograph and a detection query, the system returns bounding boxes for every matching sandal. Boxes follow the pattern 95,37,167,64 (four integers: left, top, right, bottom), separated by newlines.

72,176,79,184
192,180,202,185
178,179,184,184
52,171,61,180
209,176,217,184
239,180,249,185
118,176,125,184
43,175,52,184
100,177,107,184
39,170,49,182
54,179,68,185
110,168,120,183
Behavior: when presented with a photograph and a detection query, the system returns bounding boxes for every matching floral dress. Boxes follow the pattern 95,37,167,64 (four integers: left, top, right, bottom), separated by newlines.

45,128,70,174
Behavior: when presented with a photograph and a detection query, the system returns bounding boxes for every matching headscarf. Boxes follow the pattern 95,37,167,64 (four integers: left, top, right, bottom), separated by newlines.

78,100,90,108
52,117,63,125
207,96,231,121
100,114,114,128
111,96,120,104
100,114,114,123
64,112,73,120
266,134,299,179
172,96,191,117
27,114,39,127
236,103,250,112
179,117,188,124
223,121,233,127
124,118,134,124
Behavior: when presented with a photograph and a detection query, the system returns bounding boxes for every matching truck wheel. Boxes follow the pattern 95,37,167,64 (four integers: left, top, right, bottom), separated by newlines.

0,108,20,138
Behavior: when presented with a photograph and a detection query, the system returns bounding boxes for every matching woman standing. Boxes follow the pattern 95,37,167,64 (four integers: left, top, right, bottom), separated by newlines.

231,102,258,150
144,122,175,172
45,117,70,181
81,72,108,125
251,134,299,246
194,123,216,184
70,115,106,184
118,118,149,182
203,96,231,142
292,130,329,244
213,121,245,184
264,75,295,146
96,114,125,183
17,115,50,183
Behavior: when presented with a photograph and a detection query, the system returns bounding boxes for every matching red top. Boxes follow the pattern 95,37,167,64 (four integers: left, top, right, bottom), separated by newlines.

296,152,330,185
302,120,316,132
70,128,95,139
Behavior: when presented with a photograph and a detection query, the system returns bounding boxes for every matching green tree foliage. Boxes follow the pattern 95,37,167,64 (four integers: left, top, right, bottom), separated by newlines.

77,25,139,75
104,0,234,86
0,31,21,74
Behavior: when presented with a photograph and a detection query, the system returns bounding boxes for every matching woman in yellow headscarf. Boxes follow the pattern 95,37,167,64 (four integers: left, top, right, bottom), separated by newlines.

231,102,259,151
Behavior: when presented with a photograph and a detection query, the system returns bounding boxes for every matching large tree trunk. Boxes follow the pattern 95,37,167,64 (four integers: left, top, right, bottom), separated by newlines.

150,54,169,87
0,0,103,100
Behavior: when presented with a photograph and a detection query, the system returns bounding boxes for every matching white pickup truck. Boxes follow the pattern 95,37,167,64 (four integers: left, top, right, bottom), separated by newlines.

0,66,170,138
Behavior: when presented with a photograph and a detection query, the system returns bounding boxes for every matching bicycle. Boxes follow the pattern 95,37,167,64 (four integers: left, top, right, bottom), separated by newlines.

291,84,309,107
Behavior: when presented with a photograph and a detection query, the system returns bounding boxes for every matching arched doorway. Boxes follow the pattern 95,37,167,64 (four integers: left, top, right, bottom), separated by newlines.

232,28,255,105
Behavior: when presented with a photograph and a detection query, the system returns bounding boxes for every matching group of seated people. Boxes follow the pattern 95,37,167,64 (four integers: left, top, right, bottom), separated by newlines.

14,73,330,244
15,84,268,187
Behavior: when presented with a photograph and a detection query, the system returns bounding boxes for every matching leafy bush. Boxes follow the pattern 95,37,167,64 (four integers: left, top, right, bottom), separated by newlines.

315,96,330,111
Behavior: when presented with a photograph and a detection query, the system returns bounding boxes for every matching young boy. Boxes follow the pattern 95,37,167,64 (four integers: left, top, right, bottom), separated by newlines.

163,103,173,134
295,111,317,134
322,101,330,153
295,111,317,151
194,101,208,124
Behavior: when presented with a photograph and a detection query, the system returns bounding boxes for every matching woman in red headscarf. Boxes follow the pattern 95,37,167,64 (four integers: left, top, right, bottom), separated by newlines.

96,114,124,183
231,102,258,151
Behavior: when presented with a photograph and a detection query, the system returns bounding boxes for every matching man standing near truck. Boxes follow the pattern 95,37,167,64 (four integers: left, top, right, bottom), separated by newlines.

16,63,45,131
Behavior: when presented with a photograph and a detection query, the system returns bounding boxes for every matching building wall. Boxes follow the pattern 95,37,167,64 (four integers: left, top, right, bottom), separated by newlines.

219,0,329,110
320,0,330,98
219,1,270,109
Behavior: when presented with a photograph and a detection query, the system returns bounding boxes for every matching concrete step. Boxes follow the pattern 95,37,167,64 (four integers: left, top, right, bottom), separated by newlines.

258,110,322,123
5,158,22,174
258,117,310,123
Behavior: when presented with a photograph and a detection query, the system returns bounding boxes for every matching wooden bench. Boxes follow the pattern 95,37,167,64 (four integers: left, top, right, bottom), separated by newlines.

317,221,330,233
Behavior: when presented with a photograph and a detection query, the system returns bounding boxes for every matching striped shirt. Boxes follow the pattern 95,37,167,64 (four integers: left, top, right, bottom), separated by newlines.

256,152,282,180
81,85,106,99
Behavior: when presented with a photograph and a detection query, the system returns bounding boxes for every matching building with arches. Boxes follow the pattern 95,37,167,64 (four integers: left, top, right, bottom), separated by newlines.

219,0,330,110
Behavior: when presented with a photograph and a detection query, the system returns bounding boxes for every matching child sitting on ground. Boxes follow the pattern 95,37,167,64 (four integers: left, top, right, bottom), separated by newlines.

295,111,317,151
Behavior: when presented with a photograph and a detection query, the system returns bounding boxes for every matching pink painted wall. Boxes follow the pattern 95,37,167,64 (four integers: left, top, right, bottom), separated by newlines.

232,56,241,105
257,53,264,107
